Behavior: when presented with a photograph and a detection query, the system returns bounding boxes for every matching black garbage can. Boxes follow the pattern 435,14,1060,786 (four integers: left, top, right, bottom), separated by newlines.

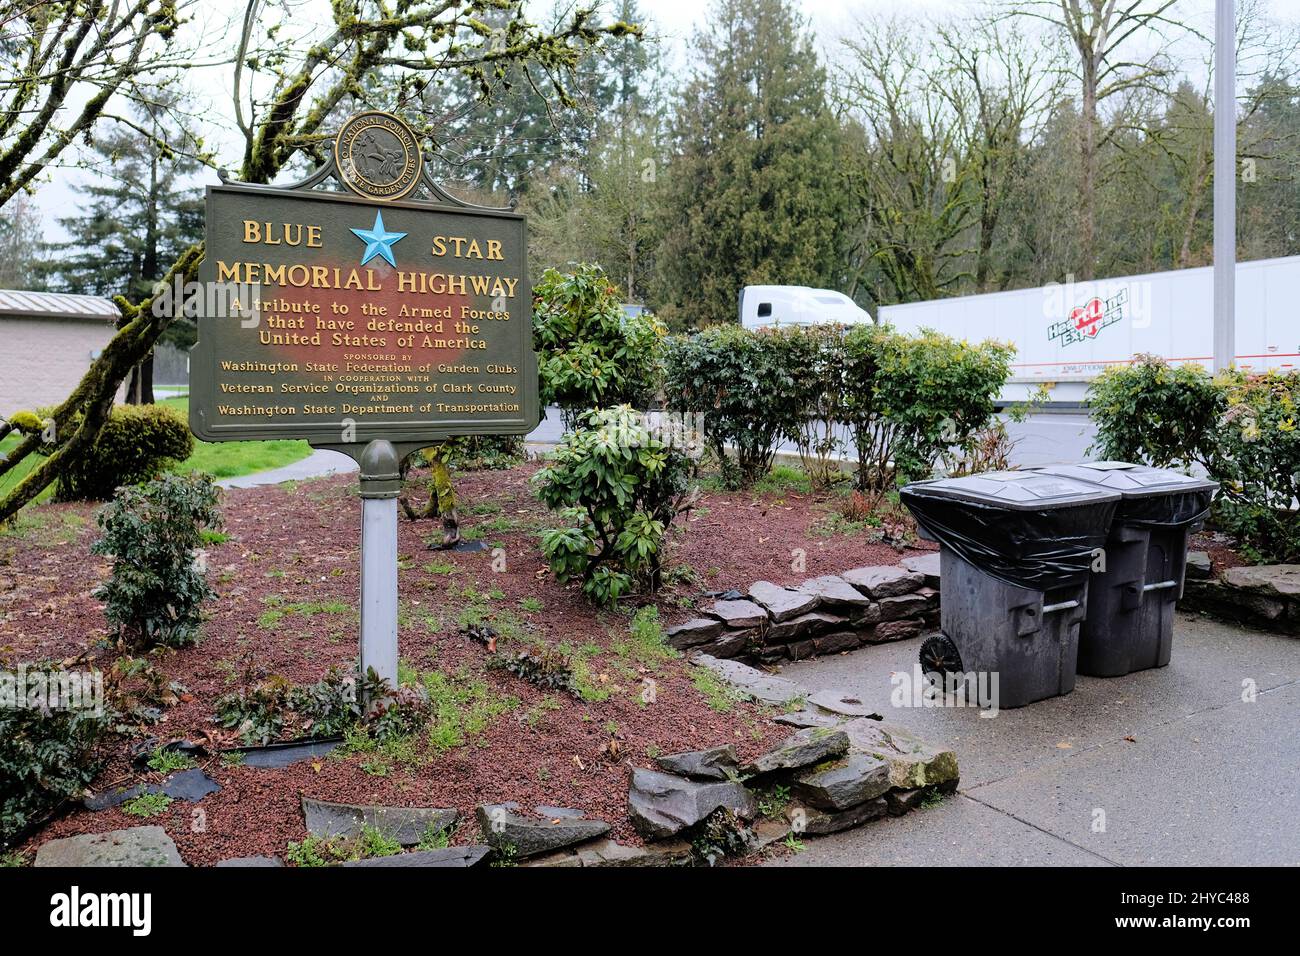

900,472,1120,708
1032,462,1218,677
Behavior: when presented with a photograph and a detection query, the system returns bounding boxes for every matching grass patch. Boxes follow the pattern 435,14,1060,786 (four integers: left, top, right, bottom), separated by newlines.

690,666,740,713
286,825,403,867
754,464,814,496
122,792,173,818
0,432,56,506
0,507,86,543
0,397,311,518
159,396,311,479
699,463,812,497
423,669,519,753
257,600,353,629
146,748,198,774
620,606,679,668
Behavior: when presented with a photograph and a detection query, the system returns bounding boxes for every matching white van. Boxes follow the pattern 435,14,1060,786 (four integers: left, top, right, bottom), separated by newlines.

739,285,874,329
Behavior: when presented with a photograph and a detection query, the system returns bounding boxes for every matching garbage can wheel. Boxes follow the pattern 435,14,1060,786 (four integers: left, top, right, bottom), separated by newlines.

920,634,963,681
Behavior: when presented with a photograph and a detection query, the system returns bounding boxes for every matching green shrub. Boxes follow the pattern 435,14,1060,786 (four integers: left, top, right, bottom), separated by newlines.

848,326,1013,490
532,265,666,422
1,669,112,845
1088,355,1224,471
664,323,1010,492
773,324,849,490
290,667,364,739
54,404,194,501
1211,371,1300,562
1089,360,1300,563
214,676,293,745
92,472,221,649
662,325,807,488
533,405,693,606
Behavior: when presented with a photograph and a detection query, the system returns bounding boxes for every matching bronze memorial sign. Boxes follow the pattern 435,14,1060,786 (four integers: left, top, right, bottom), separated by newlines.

188,112,538,691
190,112,538,452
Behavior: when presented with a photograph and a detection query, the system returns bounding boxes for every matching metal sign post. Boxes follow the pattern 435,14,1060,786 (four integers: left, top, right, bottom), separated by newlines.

358,440,402,688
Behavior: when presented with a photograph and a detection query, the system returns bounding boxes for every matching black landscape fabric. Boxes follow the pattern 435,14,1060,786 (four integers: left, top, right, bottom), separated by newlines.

900,488,1119,592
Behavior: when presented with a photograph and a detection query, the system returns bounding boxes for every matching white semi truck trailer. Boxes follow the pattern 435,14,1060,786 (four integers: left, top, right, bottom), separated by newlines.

879,255,1300,405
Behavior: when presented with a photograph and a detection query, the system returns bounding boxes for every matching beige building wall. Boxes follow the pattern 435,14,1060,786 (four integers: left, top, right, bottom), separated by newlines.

0,317,123,418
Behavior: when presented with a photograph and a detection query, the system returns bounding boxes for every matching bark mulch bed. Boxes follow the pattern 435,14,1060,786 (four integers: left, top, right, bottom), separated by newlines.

0,460,924,865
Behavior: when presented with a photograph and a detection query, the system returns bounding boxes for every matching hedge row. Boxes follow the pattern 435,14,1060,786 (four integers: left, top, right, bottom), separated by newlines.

661,323,1013,492
1090,356,1300,563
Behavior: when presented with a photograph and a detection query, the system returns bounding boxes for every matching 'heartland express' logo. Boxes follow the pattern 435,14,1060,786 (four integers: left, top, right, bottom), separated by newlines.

1048,288,1127,346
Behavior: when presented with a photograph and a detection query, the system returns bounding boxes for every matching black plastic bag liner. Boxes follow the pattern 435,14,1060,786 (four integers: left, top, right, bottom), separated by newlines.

1030,462,1218,530
901,472,1121,592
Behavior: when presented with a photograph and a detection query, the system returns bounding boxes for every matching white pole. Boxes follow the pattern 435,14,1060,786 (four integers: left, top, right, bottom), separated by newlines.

1213,0,1236,373
357,440,401,694
360,495,399,689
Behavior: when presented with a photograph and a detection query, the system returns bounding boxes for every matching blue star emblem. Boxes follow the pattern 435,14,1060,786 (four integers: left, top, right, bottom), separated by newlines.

350,210,406,267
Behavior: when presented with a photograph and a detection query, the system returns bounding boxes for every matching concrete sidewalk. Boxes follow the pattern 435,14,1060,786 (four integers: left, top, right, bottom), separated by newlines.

765,612,1300,866
216,448,357,489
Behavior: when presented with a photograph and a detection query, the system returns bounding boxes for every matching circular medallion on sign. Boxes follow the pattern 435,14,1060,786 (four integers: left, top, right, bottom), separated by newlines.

334,111,423,201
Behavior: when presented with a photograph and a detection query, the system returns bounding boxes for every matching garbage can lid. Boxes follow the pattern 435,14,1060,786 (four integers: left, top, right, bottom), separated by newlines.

1032,462,1218,499
902,471,1121,511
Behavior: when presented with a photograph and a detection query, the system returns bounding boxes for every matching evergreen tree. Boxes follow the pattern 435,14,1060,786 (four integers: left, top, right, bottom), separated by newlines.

654,0,850,329
423,0,643,197
524,0,663,298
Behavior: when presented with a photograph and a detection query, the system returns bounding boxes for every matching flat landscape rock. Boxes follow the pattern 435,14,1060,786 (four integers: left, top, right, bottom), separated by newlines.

843,719,958,789
798,575,875,608
342,846,490,867
627,768,757,840
1222,564,1300,597
900,553,942,585
664,617,725,649
767,610,847,643
842,565,927,598
867,618,924,643
740,727,849,776
691,654,808,706
808,690,879,718
813,631,867,655
748,581,819,621
35,826,184,868
787,797,888,835
793,753,891,811
774,709,842,729
707,598,770,628
303,796,458,846
475,804,609,859
886,788,929,816
576,837,693,867
1185,551,1213,580
878,593,929,620
654,745,740,781
696,629,753,658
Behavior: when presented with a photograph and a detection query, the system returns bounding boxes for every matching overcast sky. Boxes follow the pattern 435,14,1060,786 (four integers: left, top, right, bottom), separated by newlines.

23,0,1295,241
